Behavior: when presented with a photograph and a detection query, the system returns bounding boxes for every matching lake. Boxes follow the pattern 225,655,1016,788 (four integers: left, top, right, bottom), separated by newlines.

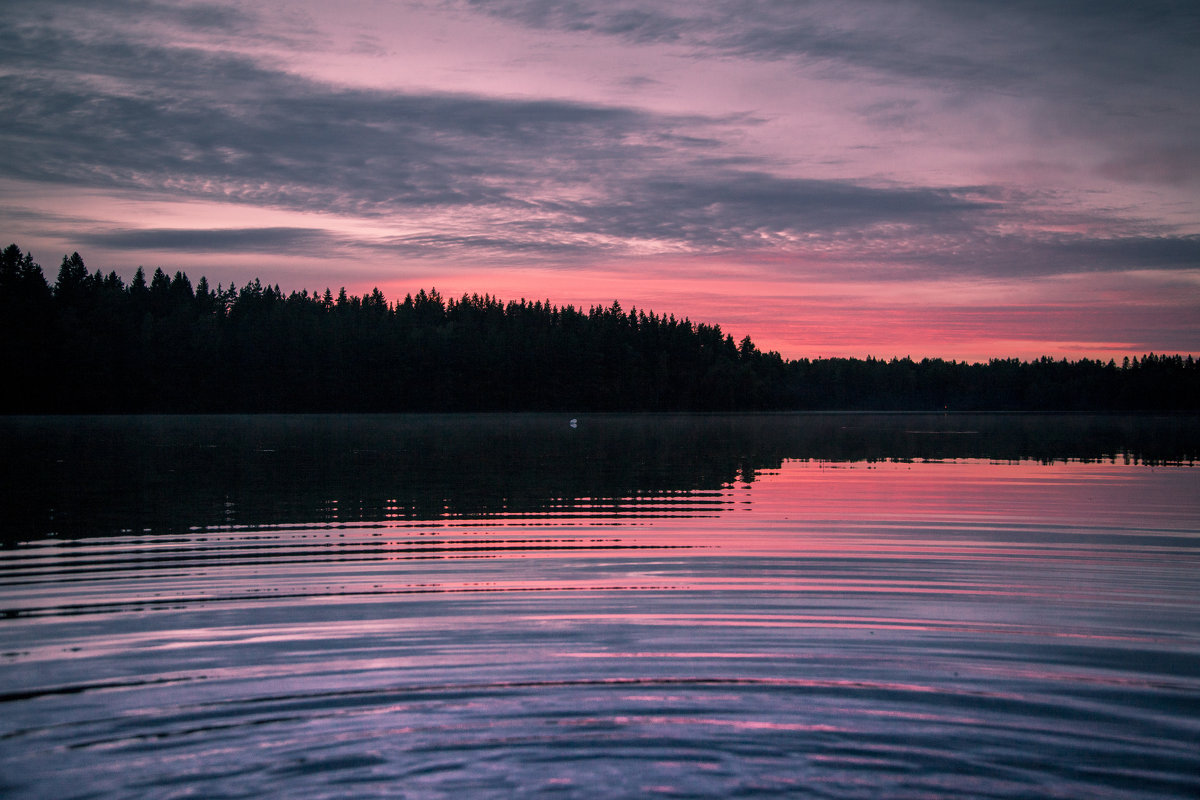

2,413,1198,799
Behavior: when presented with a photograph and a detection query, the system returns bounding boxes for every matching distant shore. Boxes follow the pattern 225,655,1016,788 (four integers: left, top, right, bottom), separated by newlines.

3,245,1197,414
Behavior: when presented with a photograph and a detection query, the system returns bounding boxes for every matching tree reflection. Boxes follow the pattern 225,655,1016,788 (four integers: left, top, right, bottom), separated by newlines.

2,413,1196,543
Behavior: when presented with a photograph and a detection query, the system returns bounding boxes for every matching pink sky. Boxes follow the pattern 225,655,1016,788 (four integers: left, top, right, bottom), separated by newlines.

1,0,1197,361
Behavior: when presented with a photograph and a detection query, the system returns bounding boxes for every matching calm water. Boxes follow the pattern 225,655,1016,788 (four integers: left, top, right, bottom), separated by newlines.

2,414,1199,799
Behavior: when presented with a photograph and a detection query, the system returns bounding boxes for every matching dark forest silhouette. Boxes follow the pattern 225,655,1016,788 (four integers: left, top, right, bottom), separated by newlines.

1,244,1197,413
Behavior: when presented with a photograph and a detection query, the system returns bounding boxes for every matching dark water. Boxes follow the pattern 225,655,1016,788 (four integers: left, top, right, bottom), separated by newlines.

2,414,1198,799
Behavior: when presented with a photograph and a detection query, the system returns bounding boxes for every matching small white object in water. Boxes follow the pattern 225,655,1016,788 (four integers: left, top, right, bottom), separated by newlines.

569,418,578,428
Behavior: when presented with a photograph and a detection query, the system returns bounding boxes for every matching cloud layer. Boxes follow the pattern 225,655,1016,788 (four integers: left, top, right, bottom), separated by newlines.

1,0,1196,358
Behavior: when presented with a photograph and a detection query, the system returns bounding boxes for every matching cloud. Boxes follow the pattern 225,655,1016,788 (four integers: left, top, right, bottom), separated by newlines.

466,0,1200,188
549,171,996,250
3,0,267,50
463,0,1001,81
805,229,1200,280
1047,235,1200,271
0,13,1006,263
0,36,663,212
2,0,1196,283
465,0,1198,92
76,227,341,254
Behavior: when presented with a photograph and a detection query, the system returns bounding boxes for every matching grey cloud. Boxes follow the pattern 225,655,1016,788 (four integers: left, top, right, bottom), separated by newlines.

467,0,1200,187
0,28,282,97
464,0,687,41
77,227,341,254
467,0,1198,93
833,230,1200,281
1047,235,1200,270
549,171,995,250
1096,146,1200,188
3,2,1193,280
3,0,255,37
465,0,1032,87
0,19,1005,257
350,173,1004,263
378,233,611,260
0,31,663,214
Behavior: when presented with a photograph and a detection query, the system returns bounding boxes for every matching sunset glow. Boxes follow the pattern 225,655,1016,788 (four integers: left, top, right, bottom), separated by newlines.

2,1,1197,361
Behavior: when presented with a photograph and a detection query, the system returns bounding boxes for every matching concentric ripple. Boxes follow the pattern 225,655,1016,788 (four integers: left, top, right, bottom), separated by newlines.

2,415,1199,798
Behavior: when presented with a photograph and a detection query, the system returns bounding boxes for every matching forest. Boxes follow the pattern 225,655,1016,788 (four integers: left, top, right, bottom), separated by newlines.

1,244,1197,413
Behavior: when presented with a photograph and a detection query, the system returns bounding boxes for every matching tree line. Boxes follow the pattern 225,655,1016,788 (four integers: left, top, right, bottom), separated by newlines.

1,244,1197,413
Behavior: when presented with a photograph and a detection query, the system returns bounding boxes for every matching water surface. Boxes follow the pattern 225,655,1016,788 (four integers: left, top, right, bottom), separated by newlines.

2,414,1198,798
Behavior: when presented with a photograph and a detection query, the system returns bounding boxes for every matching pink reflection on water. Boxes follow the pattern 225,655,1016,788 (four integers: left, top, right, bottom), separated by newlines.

731,458,1193,524
559,715,845,733
11,459,1194,641
619,458,1200,554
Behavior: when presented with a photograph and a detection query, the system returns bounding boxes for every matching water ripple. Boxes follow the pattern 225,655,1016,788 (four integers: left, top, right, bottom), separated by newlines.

2,420,1199,799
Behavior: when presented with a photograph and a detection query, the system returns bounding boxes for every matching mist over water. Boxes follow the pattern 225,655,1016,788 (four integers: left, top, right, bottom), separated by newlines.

2,414,1199,798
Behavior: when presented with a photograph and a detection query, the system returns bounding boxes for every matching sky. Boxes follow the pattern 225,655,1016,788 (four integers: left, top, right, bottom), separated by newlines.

1,0,1197,362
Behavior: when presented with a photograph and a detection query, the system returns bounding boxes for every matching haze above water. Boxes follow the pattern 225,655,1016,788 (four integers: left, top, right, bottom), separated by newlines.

2,414,1198,799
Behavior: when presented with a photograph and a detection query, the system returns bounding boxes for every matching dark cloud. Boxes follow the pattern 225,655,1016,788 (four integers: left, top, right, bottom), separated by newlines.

3,0,256,43
77,227,340,254
1047,235,1200,270
467,0,1199,91
0,15,1011,263
2,1,1195,280
840,231,1200,281
468,0,1200,187
0,33,661,214
379,232,610,260
366,169,1200,281
464,0,1021,85
549,171,995,250
379,173,1001,261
